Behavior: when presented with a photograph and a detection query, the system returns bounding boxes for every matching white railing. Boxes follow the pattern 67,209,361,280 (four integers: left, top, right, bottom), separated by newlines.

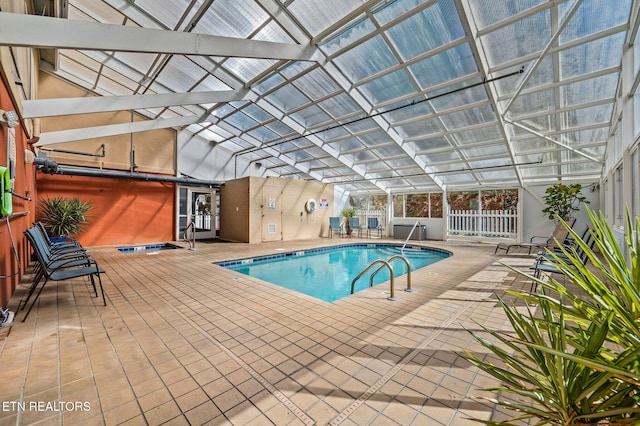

448,209,517,238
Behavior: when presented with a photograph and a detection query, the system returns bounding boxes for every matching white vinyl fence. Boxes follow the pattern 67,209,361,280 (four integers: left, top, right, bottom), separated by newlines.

448,209,517,238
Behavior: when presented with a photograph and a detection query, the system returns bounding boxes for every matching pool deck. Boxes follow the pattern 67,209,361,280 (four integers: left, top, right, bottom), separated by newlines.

0,237,535,425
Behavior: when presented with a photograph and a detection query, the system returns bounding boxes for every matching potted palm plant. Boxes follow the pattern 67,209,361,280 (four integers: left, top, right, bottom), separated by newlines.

341,207,357,236
38,196,93,239
464,209,640,424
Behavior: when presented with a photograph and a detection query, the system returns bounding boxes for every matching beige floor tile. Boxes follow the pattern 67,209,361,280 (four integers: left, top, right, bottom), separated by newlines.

0,239,539,425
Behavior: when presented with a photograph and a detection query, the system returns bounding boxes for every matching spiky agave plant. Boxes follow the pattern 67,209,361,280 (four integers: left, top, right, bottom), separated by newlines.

38,196,93,237
464,209,640,425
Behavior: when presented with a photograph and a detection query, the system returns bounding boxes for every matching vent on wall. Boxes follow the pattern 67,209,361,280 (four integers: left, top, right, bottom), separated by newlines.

267,224,276,234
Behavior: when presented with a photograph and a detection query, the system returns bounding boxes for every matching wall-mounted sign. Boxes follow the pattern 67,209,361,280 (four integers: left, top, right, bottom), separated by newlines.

268,198,276,210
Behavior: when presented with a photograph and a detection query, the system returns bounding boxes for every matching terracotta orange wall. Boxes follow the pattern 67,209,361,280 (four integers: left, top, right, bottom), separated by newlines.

0,79,37,308
36,174,175,246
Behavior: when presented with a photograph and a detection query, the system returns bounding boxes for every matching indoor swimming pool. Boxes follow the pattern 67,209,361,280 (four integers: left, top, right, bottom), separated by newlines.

217,244,450,302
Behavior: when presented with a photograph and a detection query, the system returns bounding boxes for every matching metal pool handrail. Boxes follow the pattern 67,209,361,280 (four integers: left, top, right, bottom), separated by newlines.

401,220,420,251
369,255,413,293
183,220,196,250
351,259,396,300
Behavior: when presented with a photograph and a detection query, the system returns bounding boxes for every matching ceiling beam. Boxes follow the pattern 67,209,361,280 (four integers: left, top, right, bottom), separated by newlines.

34,115,202,146
0,12,315,61
23,90,247,118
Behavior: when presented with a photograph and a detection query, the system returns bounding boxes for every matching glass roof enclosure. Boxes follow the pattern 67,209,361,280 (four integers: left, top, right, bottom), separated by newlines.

37,0,633,194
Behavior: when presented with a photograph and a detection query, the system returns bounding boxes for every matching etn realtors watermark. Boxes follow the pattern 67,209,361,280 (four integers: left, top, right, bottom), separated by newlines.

2,401,91,412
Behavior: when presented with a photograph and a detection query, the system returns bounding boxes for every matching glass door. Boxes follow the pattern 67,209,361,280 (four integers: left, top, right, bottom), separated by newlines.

178,188,217,240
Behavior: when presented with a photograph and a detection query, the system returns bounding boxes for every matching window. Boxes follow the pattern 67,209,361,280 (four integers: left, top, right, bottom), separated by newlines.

349,194,388,211
448,189,518,211
392,193,443,218
406,193,428,217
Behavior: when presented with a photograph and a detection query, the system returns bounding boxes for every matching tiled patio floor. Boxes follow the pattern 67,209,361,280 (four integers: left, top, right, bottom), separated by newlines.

0,237,535,425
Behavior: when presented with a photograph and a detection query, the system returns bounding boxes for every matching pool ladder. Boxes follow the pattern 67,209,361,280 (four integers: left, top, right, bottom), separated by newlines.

350,255,413,301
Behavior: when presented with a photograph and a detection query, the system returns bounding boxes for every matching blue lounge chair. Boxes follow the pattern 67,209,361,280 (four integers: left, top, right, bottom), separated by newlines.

329,217,343,238
367,217,382,238
529,228,594,292
495,218,576,255
349,217,362,238
22,227,106,321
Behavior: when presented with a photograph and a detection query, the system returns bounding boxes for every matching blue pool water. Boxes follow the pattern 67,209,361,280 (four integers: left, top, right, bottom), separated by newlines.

218,244,450,302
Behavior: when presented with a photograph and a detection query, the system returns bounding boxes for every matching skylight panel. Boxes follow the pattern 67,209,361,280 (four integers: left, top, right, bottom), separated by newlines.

385,0,465,61
439,104,497,130
70,0,131,25
195,0,268,38
359,131,395,148
358,69,417,105
320,18,376,57
253,74,285,95
376,144,407,157
191,75,233,92
469,0,546,30
409,43,479,91
247,127,279,143
477,169,517,181
311,125,350,142
428,80,488,112
559,32,626,80
96,71,137,96
454,125,502,143
559,0,632,44
481,9,550,67
131,0,192,29
327,137,364,152
564,128,609,145
506,88,555,116
394,118,442,139
417,151,460,162
373,0,426,24
266,85,309,112
563,103,613,128
195,127,225,142
265,121,295,137
212,104,236,118
386,157,417,168
560,73,619,106
407,136,452,152
225,112,258,132
292,69,341,100
253,20,295,43
463,144,508,157
333,36,399,83
289,105,332,128
341,121,379,137
382,97,433,124
342,150,378,164
112,52,156,77
287,0,363,37
58,52,101,88
243,105,273,123
318,94,362,119
223,58,276,83
495,56,554,95
155,56,205,92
